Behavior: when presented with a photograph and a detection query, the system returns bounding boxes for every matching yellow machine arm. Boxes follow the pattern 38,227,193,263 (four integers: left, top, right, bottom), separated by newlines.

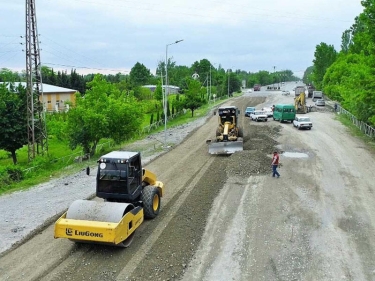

295,93,307,113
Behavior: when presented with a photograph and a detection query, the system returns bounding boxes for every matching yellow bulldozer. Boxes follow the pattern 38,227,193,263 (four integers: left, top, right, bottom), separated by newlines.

206,105,243,154
54,151,164,247
294,92,307,114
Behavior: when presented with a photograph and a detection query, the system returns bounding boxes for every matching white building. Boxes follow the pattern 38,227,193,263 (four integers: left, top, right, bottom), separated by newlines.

142,85,180,94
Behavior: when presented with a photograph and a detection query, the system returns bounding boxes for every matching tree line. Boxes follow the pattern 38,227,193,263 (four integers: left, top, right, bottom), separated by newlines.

303,0,375,126
0,56,301,168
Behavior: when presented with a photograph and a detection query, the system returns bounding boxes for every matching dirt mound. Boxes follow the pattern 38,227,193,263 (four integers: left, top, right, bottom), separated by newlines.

228,124,282,177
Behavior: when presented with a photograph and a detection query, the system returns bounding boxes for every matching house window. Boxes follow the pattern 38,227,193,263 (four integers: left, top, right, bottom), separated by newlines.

47,101,51,103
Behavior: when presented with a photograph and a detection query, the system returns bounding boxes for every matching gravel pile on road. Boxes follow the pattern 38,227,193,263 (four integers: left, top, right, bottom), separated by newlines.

227,123,282,177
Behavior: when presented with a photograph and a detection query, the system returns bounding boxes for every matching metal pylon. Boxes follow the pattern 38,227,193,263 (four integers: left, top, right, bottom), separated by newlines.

25,0,47,161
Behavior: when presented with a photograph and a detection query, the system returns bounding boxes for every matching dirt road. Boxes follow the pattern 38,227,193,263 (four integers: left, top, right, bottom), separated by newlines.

1,88,375,281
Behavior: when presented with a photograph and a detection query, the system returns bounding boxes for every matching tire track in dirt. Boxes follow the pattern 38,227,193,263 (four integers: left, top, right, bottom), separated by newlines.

0,96,272,281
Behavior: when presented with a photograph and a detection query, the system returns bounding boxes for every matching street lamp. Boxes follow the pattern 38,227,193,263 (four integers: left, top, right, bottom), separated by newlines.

210,64,212,102
164,39,183,148
209,63,216,103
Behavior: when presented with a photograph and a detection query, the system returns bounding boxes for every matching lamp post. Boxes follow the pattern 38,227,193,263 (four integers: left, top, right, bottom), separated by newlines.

164,39,183,148
209,63,216,103
210,64,212,102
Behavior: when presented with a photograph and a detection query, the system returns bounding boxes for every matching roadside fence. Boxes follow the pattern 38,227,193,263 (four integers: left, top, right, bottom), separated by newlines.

141,111,184,134
23,141,114,174
23,111,185,174
336,105,375,139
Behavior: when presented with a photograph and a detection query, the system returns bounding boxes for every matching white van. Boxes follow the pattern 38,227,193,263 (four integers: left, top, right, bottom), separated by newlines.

312,91,323,101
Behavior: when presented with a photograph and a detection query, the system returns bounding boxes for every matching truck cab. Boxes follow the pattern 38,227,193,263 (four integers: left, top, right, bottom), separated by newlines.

254,84,261,91
312,91,323,101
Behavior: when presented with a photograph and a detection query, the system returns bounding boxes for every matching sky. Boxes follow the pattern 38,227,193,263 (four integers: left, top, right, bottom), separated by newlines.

0,0,364,78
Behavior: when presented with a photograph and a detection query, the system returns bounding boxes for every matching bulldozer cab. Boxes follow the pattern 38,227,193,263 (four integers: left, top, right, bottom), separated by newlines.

218,107,238,125
96,151,143,201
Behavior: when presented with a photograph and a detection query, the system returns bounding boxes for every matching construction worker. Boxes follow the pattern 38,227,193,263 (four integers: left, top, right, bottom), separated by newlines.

271,151,280,178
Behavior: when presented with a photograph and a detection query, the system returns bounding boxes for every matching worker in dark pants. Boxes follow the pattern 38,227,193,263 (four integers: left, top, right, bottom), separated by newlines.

272,151,280,178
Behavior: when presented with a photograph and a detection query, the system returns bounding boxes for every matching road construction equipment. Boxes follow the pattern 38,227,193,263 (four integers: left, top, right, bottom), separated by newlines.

294,86,306,97
206,106,243,154
307,85,315,98
295,92,307,114
54,151,164,247
312,91,323,101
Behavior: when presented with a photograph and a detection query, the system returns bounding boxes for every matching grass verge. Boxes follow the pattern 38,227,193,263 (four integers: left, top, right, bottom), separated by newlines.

0,94,237,195
336,113,375,152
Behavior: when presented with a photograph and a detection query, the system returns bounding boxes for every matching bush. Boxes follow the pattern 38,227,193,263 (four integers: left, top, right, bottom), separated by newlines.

6,166,24,182
0,165,25,191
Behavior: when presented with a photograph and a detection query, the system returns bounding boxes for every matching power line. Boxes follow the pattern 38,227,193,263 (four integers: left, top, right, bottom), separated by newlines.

41,42,91,67
0,37,21,51
43,62,129,73
42,35,109,68
0,51,20,66
0,35,20,38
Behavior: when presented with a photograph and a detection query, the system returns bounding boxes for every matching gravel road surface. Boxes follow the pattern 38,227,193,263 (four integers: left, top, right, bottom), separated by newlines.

1,84,375,281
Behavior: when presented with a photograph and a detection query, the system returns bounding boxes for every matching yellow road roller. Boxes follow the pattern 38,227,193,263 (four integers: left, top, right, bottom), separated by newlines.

54,151,164,247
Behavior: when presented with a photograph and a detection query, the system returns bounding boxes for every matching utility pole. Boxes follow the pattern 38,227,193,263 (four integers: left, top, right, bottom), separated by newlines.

209,64,212,102
164,39,183,148
25,0,48,161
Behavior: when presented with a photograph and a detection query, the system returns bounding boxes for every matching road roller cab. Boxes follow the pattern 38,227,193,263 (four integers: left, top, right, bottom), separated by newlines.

54,151,164,247
97,151,144,202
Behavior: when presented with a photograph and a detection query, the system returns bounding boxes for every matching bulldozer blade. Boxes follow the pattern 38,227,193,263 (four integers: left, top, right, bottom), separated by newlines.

208,141,243,155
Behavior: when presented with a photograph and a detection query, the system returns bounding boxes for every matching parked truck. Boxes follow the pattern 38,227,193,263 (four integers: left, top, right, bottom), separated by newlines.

312,91,323,101
307,85,315,98
294,86,305,97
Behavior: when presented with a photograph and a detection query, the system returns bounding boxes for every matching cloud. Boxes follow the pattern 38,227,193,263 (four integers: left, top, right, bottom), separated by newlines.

0,0,364,77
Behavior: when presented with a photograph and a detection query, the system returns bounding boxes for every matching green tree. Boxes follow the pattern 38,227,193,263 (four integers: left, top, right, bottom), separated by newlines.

303,66,314,85
65,75,143,155
341,29,352,53
323,53,375,125
133,86,152,101
153,82,163,102
312,43,337,90
0,83,28,164
180,79,205,117
129,62,151,87
0,68,20,82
